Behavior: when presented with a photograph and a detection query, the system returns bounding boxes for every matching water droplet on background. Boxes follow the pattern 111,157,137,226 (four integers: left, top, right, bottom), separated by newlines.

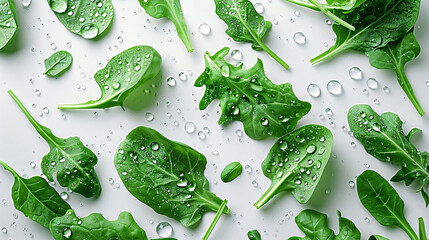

349,67,362,80
294,10,301,17
184,122,196,133
349,180,355,188
307,84,321,97
167,77,176,87
327,80,343,95
22,0,31,8
367,78,379,89
254,3,264,14
383,86,390,93
293,32,306,45
197,131,206,140
245,165,252,174
30,162,36,168
231,49,243,61
156,222,173,238
145,112,154,121
178,72,187,81
199,23,211,36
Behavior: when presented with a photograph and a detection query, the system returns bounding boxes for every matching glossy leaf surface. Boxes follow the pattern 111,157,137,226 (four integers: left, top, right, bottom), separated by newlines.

0,0,18,49
44,51,73,77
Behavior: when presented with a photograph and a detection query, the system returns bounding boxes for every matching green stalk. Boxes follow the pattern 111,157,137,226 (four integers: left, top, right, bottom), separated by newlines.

8,90,44,135
256,40,290,70
307,0,355,31
254,183,276,209
401,219,420,240
283,0,320,10
202,200,228,240
419,218,427,240
396,66,425,116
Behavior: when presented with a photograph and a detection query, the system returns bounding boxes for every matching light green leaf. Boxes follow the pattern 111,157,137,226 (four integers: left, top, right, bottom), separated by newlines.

0,0,18,49
44,51,73,77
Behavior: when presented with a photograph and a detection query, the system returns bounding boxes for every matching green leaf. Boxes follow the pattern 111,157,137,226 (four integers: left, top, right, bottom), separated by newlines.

44,51,73,77
247,230,262,240
369,236,390,240
9,90,101,198
138,0,193,52
311,0,421,65
58,45,162,109
0,160,71,229
47,0,114,39
348,104,429,205
220,162,243,183
336,211,361,240
114,126,230,228
50,210,148,240
357,170,419,240
195,47,311,140
214,0,289,69
368,30,424,116
0,0,18,50
254,125,333,209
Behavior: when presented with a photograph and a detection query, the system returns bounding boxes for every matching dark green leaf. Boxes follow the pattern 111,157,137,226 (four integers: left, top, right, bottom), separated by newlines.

368,30,424,116
0,0,18,49
58,45,162,109
369,236,390,240
48,0,114,39
220,162,242,183
50,210,148,240
114,126,230,227
247,230,261,240
195,47,311,140
9,90,101,198
214,0,289,69
0,160,71,228
255,125,332,208
44,51,73,77
348,104,429,205
138,0,193,52
336,211,361,240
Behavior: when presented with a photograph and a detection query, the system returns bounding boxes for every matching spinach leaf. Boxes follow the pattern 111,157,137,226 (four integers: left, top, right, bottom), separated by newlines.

9,90,101,198
214,0,289,69
357,170,419,240
0,160,71,228
221,162,242,183
114,126,230,228
58,45,162,109
50,209,148,240
0,0,18,50
247,230,262,240
138,0,193,52
195,47,311,140
44,51,73,77
255,125,333,208
311,0,420,65
368,30,424,116
288,209,360,240
348,104,429,205
48,0,114,39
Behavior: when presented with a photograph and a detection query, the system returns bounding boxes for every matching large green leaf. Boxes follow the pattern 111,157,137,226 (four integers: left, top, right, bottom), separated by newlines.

254,125,333,208
47,0,114,39
138,0,193,52
114,126,230,228
0,160,71,228
58,45,162,109
195,47,311,140
0,0,18,49
348,104,429,205
44,51,73,77
9,90,101,198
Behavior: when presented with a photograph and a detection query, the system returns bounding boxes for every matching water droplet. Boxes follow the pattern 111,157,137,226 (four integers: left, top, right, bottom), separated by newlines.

151,142,159,151
35,90,41,96
22,0,31,8
184,122,196,133
293,32,306,45
117,36,123,43
364,217,370,223
235,129,243,137
261,118,269,126
383,86,390,93
212,150,219,156
363,89,369,95
178,72,187,81
167,77,176,87
60,192,69,200
254,3,264,14
199,23,211,36
112,82,121,89
145,112,154,121
351,142,356,148
325,108,333,116
374,98,380,105
50,43,57,50
326,19,332,25
349,180,355,188
134,65,141,71
2,227,7,233
367,78,379,89
30,162,36,168
307,83,321,97
245,165,252,174
81,23,99,39
156,222,173,238
252,180,259,188
327,80,343,95
66,42,72,48
63,227,72,238
306,145,316,154
197,131,206,140
108,178,114,184
349,67,363,80
294,10,301,17
43,107,49,114
231,49,243,61
273,19,278,25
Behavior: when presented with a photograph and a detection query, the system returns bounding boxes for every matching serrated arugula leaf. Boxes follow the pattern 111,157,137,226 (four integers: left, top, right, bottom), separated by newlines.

348,104,429,205
138,0,193,52
0,0,18,50
47,0,114,39
9,90,101,198
58,45,162,109
0,160,71,228
368,30,424,116
44,51,73,77
50,210,149,240
255,125,332,208
195,47,311,140
114,126,230,228
214,0,289,69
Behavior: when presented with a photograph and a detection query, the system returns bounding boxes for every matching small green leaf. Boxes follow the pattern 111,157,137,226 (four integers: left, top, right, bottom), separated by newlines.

255,125,333,208
44,51,73,77
50,210,148,240
247,230,262,240
221,162,243,183
0,0,18,50
369,235,390,240
0,160,71,228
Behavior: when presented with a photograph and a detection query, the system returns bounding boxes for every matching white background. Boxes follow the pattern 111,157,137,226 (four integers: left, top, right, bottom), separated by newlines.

1,0,429,239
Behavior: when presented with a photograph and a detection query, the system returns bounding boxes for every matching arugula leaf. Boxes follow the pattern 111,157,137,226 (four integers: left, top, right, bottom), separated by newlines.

138,0,193,52
214,0,289,69
48,0,114,39
368,30,424,116
348,104,429,205
44,51,73,77
195,47,311,140
9,90,101,198
254,125,333,208
221,162,242,183
311,0,421,65
247,230,262,240
0,0,18,50
0,160,71,228
50,209,148,240
357,170,419,240
114,126,230,228
58,45,162,109
288,209,360,240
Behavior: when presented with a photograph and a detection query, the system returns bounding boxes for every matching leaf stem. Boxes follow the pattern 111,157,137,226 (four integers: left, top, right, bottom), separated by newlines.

257,40,290,70
202,199,228,240
402,219,419,240
419,218,427,240
283,0,320,11
8,90,42,133
307,0,355,31
396,66,425,116
169,10,193,52
0,160,18,176
254,184,277,209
